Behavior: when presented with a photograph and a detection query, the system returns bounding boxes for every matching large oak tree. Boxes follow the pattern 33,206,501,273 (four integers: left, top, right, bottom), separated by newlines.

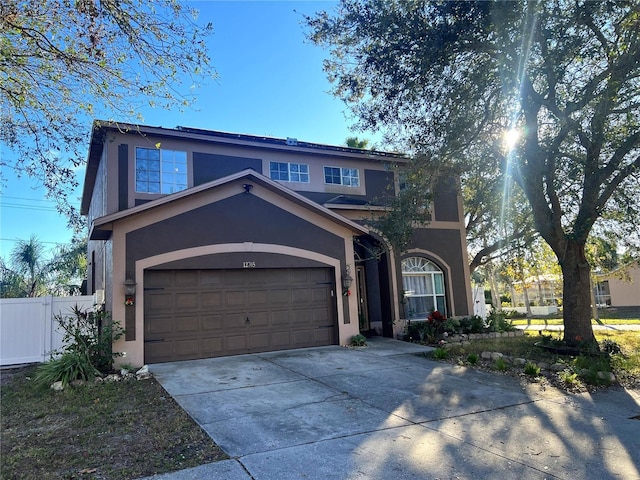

306,0,640,344
1,0,214,227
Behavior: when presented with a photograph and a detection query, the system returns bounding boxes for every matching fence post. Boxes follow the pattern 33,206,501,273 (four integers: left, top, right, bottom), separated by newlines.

43,295,53,362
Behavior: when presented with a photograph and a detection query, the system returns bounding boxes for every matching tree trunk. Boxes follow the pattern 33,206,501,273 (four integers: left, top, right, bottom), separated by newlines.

560,241,596,345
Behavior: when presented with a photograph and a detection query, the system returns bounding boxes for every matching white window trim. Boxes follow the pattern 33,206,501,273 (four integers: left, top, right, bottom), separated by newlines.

323,166,360,187
269,161,310,183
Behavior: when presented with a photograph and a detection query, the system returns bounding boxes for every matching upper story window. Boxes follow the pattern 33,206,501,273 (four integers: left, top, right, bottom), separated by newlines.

324,166,360,187
135,147,187,194
401,257,446,319
270,162,310,183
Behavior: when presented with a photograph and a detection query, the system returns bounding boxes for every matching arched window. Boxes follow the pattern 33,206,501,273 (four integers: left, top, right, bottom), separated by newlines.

401,257,446,319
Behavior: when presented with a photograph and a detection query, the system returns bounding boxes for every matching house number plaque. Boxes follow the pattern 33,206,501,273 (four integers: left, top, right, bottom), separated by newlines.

243,262,256,268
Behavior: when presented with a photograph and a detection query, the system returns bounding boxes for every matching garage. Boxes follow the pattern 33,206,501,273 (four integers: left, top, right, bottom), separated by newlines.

144,267,337,363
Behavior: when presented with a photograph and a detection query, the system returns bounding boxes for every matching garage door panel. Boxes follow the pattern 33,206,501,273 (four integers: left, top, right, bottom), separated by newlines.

175,315,200,333
269,289,291,305
247,333,270,349
201,291,223,308
248,290,268,306
293,329,313,344
271,331,291,346
146,316,173,335
226,335,247,351
225,291,246,307
270,310,291,325
175,270,199,287
175,293,199,310
202,336,224,354
201,314,223,331
145,268,337,363
292,289,311,302
174,339,200,358
248,311,269,327
146,293,173,313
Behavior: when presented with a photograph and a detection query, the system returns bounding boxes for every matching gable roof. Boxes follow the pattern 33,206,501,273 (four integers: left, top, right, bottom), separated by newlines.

81,120,407,215
89,169,370,240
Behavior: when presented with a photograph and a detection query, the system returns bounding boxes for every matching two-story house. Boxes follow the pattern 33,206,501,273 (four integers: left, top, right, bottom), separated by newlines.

81,121,472,366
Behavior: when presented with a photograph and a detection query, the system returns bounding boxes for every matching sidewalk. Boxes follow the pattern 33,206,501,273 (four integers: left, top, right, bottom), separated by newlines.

516,323,640,331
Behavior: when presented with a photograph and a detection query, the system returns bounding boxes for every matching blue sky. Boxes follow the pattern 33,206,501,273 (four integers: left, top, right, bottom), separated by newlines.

1,0,381,259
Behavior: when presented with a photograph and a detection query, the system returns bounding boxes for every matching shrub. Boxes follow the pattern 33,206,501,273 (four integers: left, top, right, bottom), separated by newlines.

459,315,485,334
467,353,479,365
524,363,541,377
432,347,449,360
559,370,579,385
443,317,460,334
600,339,622,356
35,305,125,387
350,334,367,346
494,357,508,371
487,310,516,332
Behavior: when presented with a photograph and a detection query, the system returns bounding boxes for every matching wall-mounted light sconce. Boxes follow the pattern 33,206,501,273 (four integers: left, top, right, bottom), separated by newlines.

124,278,137,306
342,270,353,296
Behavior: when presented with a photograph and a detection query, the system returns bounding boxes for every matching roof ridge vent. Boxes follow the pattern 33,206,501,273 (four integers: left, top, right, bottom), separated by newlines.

286,137,298,146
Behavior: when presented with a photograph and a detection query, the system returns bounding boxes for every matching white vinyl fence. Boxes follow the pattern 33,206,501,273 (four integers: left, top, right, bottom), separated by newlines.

0,296,95,366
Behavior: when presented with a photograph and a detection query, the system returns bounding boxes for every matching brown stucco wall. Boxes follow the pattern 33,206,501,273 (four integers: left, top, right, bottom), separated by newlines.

124,193,347,270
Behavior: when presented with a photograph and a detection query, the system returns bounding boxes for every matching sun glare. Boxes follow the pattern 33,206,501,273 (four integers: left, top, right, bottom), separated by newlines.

503,128,521,152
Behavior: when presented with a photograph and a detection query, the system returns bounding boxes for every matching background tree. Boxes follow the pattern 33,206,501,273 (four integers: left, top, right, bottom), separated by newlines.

0,0,214,229
306,0,640,345
2,235,47,297
0,235,88,298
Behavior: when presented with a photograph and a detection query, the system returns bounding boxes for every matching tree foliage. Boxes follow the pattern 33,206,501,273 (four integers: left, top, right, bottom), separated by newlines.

0,235,87,297
0,0,214,228
306,0,640,344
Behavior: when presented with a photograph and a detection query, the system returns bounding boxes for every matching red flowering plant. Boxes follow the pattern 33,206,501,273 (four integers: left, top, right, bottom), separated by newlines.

427,310,447,338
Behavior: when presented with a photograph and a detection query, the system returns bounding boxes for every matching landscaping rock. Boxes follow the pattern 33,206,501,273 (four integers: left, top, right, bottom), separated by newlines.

136,365,152,380
481,351,493,360
550,363,566,372
490,352,504,361
597,371,616,382
94,376,104,384
537,362,550,370
513,358,527,365
50,381,64,391
104,374,121,383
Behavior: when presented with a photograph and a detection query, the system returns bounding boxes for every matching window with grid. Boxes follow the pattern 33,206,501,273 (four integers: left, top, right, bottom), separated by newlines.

401,257,447,319
269,162,309,182
135,147,187,194
324,166,359,187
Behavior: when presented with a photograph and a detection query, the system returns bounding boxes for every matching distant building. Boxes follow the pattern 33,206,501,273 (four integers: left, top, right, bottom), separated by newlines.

594,262,640,307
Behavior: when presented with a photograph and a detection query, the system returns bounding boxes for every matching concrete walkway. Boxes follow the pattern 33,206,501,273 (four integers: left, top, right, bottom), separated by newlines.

141,338,640,480
517,323,640,331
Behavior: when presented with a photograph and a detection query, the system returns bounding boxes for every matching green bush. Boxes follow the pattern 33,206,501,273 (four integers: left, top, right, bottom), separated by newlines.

34,352,100,387
600,339,622,356
494,357,508,371
459,315,485,334
432,347,449,360
558,370,579,385
487,310,516,332
350,334,367,346
467,353,479,365
35,305,125,387
443,317,461,333
524,363,541,377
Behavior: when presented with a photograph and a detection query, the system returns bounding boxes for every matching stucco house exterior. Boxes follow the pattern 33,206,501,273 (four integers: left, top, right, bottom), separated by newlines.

594,262,640,307
81,121,472,366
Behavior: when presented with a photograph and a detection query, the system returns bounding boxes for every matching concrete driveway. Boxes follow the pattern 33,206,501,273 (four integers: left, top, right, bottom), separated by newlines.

145,338,640,480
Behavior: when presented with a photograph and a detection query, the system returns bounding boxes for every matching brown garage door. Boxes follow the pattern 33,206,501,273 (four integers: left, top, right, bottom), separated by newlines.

144,268,337,363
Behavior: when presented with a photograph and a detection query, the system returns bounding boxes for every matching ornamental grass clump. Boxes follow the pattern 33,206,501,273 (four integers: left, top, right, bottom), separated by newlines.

35,306,124,388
